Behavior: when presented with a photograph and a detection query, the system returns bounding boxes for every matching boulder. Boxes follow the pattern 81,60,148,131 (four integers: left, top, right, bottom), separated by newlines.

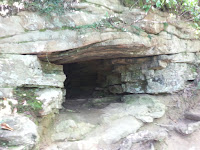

175,121,200,135
0,115,39,149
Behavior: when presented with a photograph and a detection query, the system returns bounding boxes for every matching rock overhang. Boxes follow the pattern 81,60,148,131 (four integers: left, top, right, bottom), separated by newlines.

0,6,199,64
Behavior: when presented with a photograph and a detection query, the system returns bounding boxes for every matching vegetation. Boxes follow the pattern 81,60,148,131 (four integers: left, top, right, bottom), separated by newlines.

14,88,43,115
122,0,200,24
24,0,65,15
0,0,199,29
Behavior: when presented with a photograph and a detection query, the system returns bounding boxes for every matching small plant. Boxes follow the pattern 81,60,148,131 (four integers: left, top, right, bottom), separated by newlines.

190,65,197,73
0,0,67,16
39,28,47,32
24,0,65,16
14,88,42,115
61,17,125,32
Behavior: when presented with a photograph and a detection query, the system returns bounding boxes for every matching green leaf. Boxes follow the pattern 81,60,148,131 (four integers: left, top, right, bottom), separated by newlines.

163,22,169,30
105,11,109,18
156,0,161,8
143,5,151,12
148,34,152,40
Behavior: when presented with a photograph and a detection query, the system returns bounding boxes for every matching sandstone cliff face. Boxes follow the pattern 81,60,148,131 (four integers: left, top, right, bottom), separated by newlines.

0,1,199,95
0,0,200,149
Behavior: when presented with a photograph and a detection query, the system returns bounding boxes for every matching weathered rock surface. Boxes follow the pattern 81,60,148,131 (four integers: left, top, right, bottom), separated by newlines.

0,5,199,64
0,115,39,150
175,121,200,135
99,116,143,145
0,0,199,99
0,54,66,116
103,95,166,123
50,115,143,150
185,106,200,121
64,56,199,95
48,95,165,150
36,88,64,116
0,88,14,98
119,129,168,150
51,119,95,141
0,54,65,88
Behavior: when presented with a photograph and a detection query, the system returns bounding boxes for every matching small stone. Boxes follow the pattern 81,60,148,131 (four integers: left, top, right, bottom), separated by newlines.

175,121,200,135
185,109,200,121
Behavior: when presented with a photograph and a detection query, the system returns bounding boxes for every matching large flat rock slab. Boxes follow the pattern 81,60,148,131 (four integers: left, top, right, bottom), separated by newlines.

0,54,65,88
0,8,199,64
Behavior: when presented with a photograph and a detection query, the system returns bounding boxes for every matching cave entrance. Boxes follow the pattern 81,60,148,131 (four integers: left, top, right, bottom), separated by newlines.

62,58,147,109
62,59,122,108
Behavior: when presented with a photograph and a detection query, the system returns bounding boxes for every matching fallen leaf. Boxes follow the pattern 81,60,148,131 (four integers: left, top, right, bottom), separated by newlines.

1,123,13,131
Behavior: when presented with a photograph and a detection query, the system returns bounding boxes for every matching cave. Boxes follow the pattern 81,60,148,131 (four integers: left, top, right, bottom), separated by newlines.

61,54,199,109
63,60,110,99
62,57,150,109
62,59,121,108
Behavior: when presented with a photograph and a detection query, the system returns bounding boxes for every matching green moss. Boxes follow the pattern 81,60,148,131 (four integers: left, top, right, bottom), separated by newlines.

39,28,47,32
17,41,30,44
148,34,152,40
124,95,139,104
13,88,43,115
61,26,76,30
61,18,123,32
163,22,168,30
131,25,144,36
0,35,13,40
24,29,30,32
190,66,197,73
0,140,8,147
